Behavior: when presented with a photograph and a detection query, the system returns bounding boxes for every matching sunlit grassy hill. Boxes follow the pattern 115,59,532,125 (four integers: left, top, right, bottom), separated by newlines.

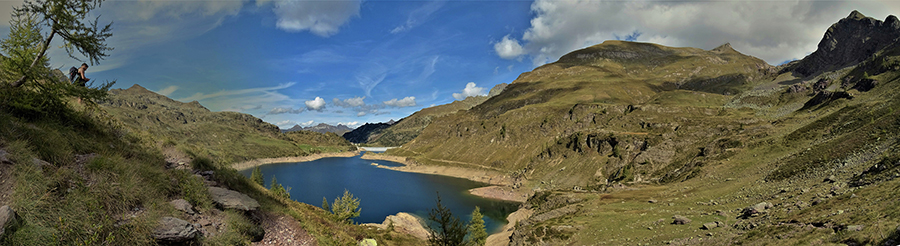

101,84,355,164
386,11,900,245
366,93,497,146
395,40,773,188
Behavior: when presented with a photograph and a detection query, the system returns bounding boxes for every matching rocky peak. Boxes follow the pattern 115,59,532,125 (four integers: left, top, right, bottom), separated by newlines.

793,11,900,76
711,43,735,53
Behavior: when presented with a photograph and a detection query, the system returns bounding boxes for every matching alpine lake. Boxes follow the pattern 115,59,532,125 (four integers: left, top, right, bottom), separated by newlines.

239,152,520,233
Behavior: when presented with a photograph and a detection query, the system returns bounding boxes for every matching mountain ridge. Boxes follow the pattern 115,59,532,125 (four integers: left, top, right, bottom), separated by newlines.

379,11,900,245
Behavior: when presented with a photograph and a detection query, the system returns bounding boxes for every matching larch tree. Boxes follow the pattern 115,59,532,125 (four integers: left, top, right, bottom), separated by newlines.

10,0,113,87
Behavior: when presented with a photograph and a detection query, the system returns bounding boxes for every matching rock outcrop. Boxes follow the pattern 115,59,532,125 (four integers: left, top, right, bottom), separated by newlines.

793,11,900,76
0,205,23,239
153,217,199,243
208,187,260,211
363,212,429,240
170,199,196,215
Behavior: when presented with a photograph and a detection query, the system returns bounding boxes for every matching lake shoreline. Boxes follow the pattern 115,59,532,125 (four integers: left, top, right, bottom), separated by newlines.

230,151,360,171
360,152,530,203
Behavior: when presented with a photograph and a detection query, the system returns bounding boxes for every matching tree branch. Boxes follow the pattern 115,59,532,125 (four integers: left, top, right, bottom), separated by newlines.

11,27,55,87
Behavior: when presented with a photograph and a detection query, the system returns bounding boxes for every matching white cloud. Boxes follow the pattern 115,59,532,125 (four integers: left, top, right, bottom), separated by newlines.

494,35,525,60
332,96,366,107
275,120,296,128
300,120,315,126
268,107,304,115
452,82,486,100
155,85,179,96
357,111,367,117
339,121,360,127
501,0,900,65
383,97,417,108
267,0,361,37
305,97,327,111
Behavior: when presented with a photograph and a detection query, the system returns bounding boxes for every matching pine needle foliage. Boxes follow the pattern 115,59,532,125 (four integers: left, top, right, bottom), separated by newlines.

330,189,361,223
250,166,264,186
467,206,487,246
427,193,467,246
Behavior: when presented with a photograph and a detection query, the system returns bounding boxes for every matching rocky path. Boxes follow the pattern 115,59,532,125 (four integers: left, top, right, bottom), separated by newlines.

254,212,318,246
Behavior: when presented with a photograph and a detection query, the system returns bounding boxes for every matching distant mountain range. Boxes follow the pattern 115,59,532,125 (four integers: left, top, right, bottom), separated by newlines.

281,123,354,135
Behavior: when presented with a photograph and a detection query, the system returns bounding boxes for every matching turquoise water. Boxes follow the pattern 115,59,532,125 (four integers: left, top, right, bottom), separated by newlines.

239,153,519,233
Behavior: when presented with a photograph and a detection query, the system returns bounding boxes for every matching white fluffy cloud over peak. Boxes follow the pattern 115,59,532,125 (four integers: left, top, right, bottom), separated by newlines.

305,97,327,111
383,97,417,108
266,0,361,37
452,82,486,100
501,0,900,65
494,35,525,60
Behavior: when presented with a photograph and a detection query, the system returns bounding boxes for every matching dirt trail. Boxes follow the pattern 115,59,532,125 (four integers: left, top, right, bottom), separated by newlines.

254,212,318,246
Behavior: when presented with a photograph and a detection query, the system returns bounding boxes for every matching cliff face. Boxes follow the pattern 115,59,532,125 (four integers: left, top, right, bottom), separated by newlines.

793,10,900,76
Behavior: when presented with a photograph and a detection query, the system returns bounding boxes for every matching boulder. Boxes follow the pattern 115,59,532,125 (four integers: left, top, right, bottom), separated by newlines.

208,187,259,211
170,199,195,215
153,217,198,243
742,202,773,218
0,149,10,164
845,225,864,231
702,222,718,230
1,206,23,239
672,215,691,225
359,238,377,246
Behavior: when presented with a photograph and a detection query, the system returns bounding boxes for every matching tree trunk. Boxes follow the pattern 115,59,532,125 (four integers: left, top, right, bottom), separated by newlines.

10,28,56,87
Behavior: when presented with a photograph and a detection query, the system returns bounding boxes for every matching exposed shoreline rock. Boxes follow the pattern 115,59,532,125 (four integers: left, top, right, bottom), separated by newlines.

362,212,430,240
230,151,360,171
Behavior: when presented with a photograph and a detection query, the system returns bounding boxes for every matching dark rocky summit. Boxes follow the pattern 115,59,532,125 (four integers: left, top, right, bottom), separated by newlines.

342,122,393,143
793,11,900,76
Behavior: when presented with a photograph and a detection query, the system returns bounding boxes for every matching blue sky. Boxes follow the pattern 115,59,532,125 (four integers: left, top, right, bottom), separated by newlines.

2,0,899,129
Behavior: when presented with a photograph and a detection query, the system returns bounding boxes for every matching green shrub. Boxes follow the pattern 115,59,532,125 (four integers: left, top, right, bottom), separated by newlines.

331,189,361,223
250,166,264,186
174,170,213,211
270,176,291,199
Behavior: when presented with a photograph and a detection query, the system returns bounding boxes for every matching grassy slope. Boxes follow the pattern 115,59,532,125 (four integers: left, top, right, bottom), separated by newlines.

388,39,900,245
393,40,771,188
367,95,491,146
100,84,356,164
0,84,422,245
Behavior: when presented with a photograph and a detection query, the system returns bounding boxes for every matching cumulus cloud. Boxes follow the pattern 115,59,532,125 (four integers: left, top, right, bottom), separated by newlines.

332,96,366,107
452,82,487,100
383,97,417,108
268,107,304,115
300,120,315,126
499,0,900,65
494,35,526,59
267,0,361,37
305,97,327,111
